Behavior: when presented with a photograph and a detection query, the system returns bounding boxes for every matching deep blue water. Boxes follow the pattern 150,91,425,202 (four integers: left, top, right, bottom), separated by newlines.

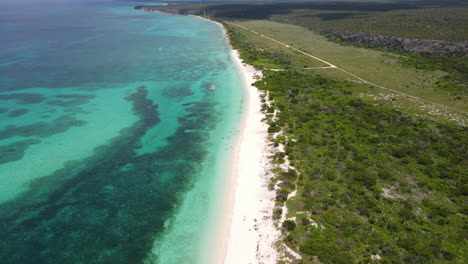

0,1,243,263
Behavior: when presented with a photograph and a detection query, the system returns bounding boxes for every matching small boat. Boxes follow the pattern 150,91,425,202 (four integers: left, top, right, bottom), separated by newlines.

209,83,216,91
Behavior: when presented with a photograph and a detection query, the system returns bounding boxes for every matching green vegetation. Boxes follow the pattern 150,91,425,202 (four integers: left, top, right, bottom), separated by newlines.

324,34,467,99
399,54,467,98
268,2,468,42
260,69,467,264
224,26,292,69
228,19,467,123
225,22,467,263
282,220,297,232
154,0,468,41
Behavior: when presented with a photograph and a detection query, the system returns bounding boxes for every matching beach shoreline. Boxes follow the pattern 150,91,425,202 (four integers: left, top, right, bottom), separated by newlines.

138,11,280,263
223,49,281,264
198,17,280,264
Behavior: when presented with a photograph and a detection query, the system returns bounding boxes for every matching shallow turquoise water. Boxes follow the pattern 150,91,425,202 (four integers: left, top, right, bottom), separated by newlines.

0,1,243,263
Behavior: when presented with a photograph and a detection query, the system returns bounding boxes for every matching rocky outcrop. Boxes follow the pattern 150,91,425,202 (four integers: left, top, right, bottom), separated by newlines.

331,32,467,56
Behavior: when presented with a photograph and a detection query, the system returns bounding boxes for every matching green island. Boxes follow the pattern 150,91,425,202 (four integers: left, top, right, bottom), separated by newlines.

137,1,468,263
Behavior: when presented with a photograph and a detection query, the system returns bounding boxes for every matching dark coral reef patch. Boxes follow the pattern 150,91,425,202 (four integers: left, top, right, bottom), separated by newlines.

0,115,87,140
0,139,41,165
0,87,219,264
56,94,96,99
0,93,45,105
7,109,29,118
46,94,96,107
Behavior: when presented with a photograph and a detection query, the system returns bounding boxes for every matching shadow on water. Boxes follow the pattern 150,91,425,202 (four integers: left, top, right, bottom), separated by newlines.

0,86,219,264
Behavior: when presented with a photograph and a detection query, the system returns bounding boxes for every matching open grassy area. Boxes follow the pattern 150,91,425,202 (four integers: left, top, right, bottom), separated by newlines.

227,19,466,123
224,22,328,69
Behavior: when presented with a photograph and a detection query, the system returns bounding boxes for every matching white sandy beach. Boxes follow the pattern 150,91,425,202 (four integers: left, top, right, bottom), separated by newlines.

205,17,281,262
220,18,280,264
221,49,281,264
185,15,281,264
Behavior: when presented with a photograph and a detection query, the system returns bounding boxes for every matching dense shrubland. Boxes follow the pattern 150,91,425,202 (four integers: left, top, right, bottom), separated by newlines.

227,24,467,264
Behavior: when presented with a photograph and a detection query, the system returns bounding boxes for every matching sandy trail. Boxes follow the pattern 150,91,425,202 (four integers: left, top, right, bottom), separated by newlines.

226,21,464,117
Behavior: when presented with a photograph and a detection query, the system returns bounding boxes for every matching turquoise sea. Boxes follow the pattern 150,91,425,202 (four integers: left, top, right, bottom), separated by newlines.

0,1,244,263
